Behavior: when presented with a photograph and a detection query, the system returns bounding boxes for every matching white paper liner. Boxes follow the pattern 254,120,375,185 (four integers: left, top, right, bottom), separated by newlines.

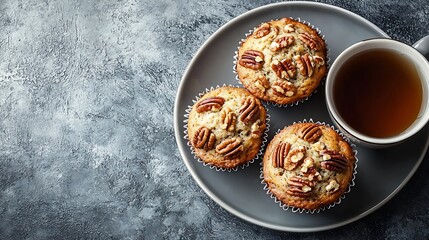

183,84,271,172
260,118,358,214
233,17,331,108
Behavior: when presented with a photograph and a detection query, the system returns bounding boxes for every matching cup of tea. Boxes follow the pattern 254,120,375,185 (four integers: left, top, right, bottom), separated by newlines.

325,37,429,147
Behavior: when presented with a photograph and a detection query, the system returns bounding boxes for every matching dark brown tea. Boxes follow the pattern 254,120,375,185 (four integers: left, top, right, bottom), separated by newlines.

333,49,423,138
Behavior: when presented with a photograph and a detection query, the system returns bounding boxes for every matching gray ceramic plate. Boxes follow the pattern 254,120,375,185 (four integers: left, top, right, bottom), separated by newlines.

174,1,429,232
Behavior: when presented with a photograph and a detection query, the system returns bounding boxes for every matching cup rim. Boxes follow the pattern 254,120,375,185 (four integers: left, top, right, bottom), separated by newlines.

326,38,429,145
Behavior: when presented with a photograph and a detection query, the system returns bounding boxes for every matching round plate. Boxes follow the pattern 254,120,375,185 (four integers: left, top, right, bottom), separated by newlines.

174,1,429,232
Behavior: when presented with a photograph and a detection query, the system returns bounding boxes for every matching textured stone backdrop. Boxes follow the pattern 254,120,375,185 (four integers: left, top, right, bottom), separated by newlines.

0,0,428,239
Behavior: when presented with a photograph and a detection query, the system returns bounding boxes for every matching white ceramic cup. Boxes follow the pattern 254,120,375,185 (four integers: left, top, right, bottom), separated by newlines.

326,37,429,148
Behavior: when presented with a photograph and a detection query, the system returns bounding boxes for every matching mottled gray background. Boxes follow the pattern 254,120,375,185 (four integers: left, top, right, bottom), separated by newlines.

0,0,428,239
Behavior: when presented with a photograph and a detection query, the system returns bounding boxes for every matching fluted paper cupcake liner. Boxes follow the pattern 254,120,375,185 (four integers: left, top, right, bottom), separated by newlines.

233,17,331,108
183,84,271,172
260,118,358,213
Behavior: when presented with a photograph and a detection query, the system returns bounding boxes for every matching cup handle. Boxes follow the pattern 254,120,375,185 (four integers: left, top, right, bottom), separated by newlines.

413,35,429,56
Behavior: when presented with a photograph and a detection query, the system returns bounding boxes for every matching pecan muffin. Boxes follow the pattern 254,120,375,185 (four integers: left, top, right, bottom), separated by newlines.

236,18,327,105
187,86,267,169
263,122,356,210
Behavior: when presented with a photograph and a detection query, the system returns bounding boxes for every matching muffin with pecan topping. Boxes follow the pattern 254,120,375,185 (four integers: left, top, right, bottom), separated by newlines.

187,86,267,169
236,18,327,105
263,122,356,210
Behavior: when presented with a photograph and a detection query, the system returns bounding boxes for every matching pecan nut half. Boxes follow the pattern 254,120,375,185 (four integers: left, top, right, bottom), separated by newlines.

281,58,297,79
216,137,244,158
193,127,216,151
257,76,270,89
238,50,265,70
253,23,271,38
300,157,322,181
284,146,306,171
271,143,305,171
220,108,237,132
298,124,322,143
239,96,260,124
295,54,315,77
286,176,313,198
254,76,271,93
269,36,295,52
271,142,291,168
320,150,349,172
299,32,322,51
271,58,296,80
196,97,225,113
271,80,296,97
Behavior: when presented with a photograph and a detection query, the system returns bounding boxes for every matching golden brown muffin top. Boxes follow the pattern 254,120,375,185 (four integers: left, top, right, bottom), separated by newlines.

236,18,327,105
263,122,356,210
187,86,267,169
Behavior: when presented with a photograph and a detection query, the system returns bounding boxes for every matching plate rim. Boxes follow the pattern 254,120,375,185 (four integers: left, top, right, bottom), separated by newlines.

174,1,428,232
